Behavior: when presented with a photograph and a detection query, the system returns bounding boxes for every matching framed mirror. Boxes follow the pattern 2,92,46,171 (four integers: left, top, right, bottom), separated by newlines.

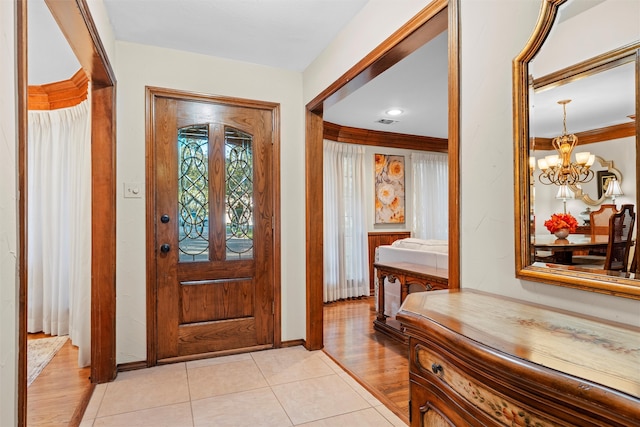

514,0,640,299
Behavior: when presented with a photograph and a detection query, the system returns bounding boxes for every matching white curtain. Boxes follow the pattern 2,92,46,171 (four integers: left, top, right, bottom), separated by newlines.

27,100,92,367
323,140,369,303
412,152,448,240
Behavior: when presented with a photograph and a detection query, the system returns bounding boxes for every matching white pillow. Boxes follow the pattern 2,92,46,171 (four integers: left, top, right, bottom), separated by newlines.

391,238,448,252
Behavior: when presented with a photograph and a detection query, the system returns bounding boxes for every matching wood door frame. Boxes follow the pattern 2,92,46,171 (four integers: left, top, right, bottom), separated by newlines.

145,87,282,366
305,0,460,349
17,0,117,425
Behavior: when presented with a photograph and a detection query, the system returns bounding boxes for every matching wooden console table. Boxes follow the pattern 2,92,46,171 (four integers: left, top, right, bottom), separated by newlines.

374,262,448,343
397,289,640,426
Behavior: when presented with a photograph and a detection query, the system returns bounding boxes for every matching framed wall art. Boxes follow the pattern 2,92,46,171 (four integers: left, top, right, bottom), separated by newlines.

374,154,405,224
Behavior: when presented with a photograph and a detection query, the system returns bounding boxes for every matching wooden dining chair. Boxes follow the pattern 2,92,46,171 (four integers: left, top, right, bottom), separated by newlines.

590,204,618,237
604,204,635,271
586,204,619,257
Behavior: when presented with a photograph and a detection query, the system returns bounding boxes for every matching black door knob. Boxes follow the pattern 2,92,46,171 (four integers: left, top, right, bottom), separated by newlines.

160,243,171,253
160,214,170,223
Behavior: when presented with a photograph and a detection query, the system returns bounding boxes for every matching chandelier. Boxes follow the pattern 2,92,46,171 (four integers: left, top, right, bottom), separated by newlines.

536,99,595,186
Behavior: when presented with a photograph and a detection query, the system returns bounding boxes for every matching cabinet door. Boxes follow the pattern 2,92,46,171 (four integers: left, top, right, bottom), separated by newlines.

410,379,478,427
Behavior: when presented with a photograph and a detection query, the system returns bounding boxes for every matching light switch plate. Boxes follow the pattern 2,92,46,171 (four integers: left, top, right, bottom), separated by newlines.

124,182,143,198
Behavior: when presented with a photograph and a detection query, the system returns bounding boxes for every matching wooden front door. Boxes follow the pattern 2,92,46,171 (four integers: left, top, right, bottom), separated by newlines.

151,92,274,361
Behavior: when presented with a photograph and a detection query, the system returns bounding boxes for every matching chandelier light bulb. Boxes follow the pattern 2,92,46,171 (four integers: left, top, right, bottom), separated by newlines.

575,151,590,165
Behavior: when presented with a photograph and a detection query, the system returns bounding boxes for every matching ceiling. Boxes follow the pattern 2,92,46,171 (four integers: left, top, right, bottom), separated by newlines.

28,0,633,141
28,0,449,138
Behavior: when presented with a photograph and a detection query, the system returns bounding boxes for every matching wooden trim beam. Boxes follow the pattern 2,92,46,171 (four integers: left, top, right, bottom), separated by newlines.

323,122,448,152
28,69,88,110
533,122,636,150
44,0,114,87
307,4,448,113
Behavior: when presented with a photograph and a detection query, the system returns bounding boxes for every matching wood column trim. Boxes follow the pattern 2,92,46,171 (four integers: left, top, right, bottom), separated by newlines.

305,109,324,350
90,85,117,383
17,0,28,425
447,0,461,289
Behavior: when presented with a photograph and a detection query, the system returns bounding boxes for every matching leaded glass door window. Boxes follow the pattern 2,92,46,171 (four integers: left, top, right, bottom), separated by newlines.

177,126,255,262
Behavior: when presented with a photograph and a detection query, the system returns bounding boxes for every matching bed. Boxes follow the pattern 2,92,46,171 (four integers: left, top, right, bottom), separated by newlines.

374,238,449,320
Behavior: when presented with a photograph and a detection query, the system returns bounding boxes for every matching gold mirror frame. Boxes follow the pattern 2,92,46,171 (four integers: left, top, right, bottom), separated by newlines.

569,156,622,206
513,0,640,299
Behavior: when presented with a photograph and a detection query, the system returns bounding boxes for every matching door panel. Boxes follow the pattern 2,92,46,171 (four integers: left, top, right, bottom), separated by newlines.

153,96,274,361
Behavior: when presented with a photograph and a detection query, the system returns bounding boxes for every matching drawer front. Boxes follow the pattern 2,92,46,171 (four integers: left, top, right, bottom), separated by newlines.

413,343,564,427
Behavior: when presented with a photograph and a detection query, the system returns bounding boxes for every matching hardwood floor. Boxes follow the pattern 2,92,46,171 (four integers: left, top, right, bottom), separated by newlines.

323,297,409,424
27,334,93,427
26,299,407,426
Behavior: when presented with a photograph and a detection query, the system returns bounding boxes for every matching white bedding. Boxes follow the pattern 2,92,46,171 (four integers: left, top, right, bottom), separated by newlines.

375,238,449,319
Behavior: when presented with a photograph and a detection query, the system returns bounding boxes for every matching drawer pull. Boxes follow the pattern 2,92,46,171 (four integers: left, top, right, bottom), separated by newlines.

431,363,443,375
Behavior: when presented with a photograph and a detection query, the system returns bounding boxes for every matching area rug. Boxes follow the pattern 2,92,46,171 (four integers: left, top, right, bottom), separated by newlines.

27,336,68,387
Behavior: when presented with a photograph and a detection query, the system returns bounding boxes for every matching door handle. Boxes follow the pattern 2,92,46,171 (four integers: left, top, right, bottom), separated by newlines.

160,214,170,223
160,243,171,253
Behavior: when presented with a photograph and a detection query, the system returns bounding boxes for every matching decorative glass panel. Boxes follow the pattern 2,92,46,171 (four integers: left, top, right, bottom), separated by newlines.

178,125,209,262
225,127,254,260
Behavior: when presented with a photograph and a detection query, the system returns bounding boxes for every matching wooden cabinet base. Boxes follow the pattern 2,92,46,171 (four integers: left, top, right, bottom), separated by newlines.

398,290,640,426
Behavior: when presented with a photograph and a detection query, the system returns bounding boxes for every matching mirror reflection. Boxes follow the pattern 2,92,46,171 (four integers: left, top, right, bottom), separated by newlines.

514,0,640,297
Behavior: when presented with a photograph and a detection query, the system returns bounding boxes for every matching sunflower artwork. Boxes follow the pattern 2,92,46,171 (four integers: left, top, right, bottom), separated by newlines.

374,154,405,224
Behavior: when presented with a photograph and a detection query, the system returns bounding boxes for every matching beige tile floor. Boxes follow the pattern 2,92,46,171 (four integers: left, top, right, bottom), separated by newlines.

80,346,408,426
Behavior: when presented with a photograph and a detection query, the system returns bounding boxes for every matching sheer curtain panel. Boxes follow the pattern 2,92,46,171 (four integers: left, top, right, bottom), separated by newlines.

323,140,369,303
412,152,448,240
27,100,92,367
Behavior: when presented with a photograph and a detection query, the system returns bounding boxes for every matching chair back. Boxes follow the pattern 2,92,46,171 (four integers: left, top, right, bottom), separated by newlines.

590,204,618,237
604,204,635,271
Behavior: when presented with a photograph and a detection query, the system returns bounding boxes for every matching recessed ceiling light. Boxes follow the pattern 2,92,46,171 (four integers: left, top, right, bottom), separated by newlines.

386,109,403,116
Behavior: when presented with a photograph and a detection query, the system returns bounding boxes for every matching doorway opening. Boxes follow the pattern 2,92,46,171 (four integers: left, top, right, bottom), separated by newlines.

304,0,460,350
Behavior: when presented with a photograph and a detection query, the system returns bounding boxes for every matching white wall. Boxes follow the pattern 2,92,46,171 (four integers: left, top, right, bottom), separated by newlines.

113,41,306,363
459,0,639,325
0,1,19,424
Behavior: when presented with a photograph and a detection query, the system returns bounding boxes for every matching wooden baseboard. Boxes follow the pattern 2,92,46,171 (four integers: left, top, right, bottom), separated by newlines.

116,360,148,372
282,339,306,348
